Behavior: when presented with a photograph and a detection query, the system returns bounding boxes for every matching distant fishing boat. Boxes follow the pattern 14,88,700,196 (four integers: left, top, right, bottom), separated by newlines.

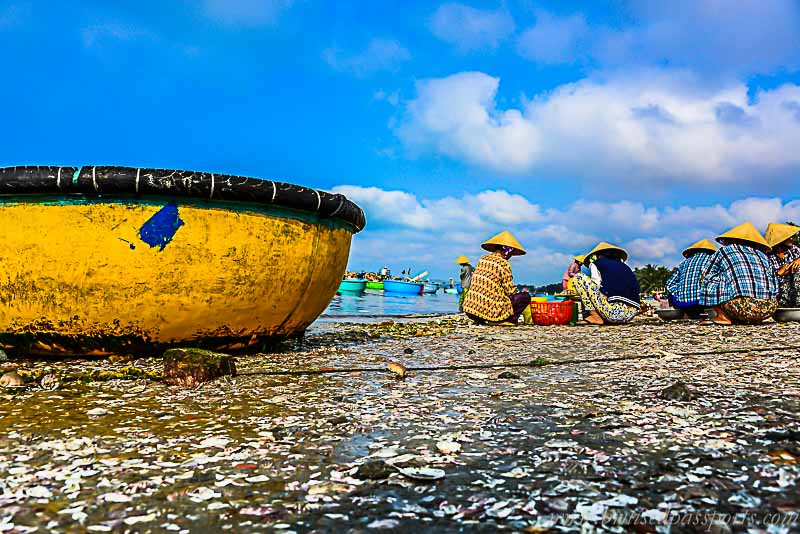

365,281,384,290
338,278,367,294
383,279,423,295
422,284,438,294
0,165,365,356
444,287,458,294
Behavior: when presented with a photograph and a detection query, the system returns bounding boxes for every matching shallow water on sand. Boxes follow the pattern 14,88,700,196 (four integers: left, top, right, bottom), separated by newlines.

318,289,459,322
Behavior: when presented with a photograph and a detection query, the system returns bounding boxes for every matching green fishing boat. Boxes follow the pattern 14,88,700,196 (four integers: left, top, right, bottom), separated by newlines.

366,281,384,290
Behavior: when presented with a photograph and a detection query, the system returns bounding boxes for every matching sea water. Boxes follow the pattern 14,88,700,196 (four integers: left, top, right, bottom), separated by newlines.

317,289,459,322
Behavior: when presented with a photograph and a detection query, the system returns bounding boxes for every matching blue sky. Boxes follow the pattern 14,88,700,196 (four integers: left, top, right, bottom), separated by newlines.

3,1,800,284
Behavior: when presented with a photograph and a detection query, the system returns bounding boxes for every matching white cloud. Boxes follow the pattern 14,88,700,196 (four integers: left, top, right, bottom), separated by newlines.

398,71,541,172
323,38,411,77
625,237,678,262
334,185,800,284
659,198,800,231
397,69,800,186
517,11,589,64
525,225,598,249
551,201,661,235
471,190,542,224
332,186,434,229
518,1,800,77
333,186,540,232
620,0,800,76
429,3,515,52
201,0,293,26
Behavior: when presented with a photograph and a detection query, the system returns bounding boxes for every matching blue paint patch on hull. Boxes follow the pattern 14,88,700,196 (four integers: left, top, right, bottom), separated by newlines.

139,203,185,251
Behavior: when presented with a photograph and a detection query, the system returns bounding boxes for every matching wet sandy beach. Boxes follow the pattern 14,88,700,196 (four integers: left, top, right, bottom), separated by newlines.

1,317,799,532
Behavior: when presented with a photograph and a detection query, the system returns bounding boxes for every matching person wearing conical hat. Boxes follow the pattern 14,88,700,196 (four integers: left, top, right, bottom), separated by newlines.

455,255,475,312
664,239,717,319
561,255,585,291
462,231,531,325
765,223,800,307
699,222,778,325
570,242,641,325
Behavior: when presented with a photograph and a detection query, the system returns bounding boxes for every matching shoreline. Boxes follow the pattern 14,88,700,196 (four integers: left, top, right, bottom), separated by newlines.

1,317,798,532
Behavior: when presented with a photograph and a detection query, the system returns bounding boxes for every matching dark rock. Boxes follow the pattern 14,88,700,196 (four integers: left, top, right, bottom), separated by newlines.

707,477,742,492
678,484,719,500
765,428,800,442
707,520,732,534
163,348,236,388
497,371,520,379
649,479,682,493
190,470,214,483
659,381,694,401
403,348,414,354
328,415,349,425
354,460,394,480
655,458,675,472
581,408,601,418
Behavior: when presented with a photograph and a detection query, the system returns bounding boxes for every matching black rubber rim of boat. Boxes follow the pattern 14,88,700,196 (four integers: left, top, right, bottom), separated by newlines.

0,165,366,232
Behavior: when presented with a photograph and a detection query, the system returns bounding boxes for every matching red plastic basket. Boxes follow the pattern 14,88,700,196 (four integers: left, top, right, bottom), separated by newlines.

530,301,575,325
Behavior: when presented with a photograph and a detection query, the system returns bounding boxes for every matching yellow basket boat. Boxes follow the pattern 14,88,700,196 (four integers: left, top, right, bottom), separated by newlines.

0,166,365,356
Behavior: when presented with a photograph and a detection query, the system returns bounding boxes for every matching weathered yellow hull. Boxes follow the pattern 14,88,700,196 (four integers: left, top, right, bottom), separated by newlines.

0,198,356,355
0,198,354,355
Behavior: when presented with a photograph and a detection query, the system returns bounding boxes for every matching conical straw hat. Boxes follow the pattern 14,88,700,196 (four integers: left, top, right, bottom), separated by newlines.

574,255,585,264
765,223,800,248
481,231,526,256
716,222,769,249
454,255,471,265
682,239,717,258
584,242,627,264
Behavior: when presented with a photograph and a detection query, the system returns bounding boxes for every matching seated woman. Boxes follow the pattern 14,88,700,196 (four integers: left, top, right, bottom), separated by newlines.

561,255,585,290
700,222,778,325
665,239,717,318
571,242,641,325
765,223,800,307
455,255,475,312
463,231,531,325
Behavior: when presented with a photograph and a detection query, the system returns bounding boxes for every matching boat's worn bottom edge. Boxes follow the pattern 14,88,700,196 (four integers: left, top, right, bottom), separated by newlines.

0,331,306,357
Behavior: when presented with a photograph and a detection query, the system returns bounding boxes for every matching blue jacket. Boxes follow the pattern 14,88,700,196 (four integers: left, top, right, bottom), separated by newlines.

594,257,641,308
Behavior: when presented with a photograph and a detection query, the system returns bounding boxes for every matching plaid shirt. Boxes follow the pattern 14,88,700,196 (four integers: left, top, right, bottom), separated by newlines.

463,252,515,321
769,245,800,271
701,243,779,305
666,252,713,305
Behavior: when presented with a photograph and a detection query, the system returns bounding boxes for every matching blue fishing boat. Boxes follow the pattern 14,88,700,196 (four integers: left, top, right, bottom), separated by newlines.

444,287,458,294
338,278,366,294
423,284,438,294
383,280,423,295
